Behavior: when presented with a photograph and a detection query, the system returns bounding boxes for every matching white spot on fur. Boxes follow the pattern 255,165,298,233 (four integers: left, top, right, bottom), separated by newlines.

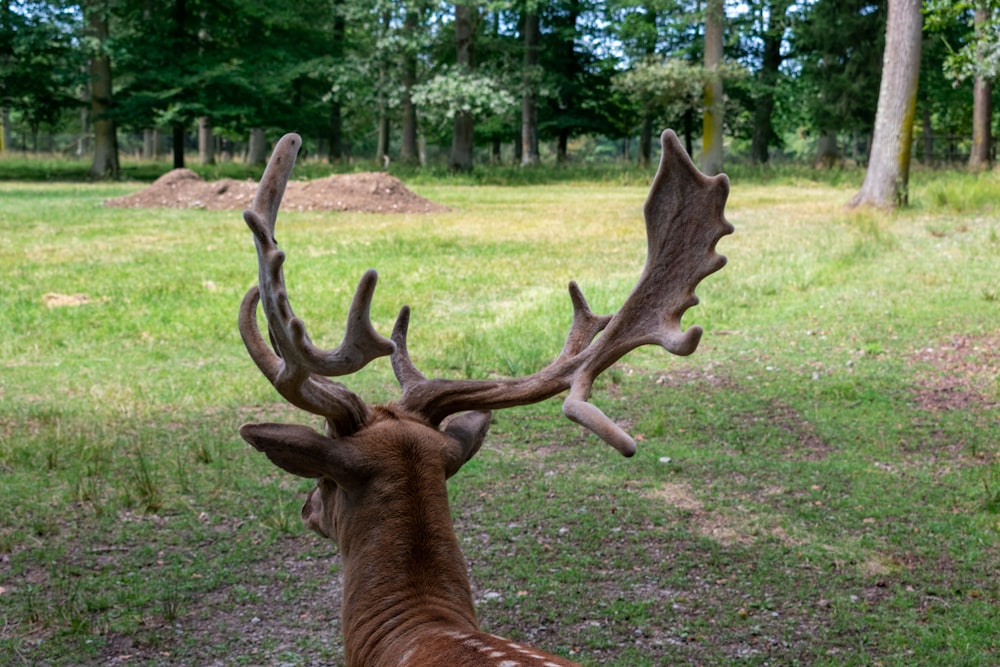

498,661,521,667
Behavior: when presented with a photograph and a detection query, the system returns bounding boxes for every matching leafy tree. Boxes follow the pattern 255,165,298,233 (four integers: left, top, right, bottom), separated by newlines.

744,0,794,164
0,1,80,152
84,0,119,179
926,0,1000,169
791,0,886,165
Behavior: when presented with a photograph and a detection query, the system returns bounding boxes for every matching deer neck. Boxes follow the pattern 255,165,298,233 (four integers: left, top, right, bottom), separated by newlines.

336,457,479,666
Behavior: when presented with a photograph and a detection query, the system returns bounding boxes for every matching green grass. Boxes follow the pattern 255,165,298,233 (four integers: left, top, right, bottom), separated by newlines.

0,168,998,666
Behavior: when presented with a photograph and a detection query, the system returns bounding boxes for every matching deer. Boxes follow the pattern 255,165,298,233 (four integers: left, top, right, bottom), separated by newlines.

236,130,732,667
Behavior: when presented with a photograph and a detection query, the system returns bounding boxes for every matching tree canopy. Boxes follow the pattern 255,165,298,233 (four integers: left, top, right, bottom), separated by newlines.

0,0,993,174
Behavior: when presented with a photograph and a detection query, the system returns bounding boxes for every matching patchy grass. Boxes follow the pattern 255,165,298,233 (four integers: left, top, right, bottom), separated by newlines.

0,168,997,666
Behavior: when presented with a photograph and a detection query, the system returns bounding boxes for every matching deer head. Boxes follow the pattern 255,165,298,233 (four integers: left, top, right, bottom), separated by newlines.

237,131,732,667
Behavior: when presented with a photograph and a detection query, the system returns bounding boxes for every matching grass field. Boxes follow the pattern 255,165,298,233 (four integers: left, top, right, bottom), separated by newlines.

0,163,998,666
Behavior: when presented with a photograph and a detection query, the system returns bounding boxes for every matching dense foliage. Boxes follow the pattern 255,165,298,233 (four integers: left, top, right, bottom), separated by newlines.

0,0,994,166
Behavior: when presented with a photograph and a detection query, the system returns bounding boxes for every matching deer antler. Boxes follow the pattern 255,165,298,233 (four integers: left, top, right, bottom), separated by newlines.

238,133,395,436
391,130,733,456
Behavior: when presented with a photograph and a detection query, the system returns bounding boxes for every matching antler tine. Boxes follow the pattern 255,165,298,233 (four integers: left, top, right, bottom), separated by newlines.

392,129,732,456
239,133,395,435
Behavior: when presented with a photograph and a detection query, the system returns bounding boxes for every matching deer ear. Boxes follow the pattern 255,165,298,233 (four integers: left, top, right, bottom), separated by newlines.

441,411,492,478
240,422,362,481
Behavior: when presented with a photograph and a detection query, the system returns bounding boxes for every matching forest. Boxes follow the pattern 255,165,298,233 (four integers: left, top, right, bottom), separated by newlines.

0,1,996,177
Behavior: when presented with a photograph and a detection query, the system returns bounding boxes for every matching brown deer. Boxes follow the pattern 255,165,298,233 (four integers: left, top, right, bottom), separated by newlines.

237,131,732,667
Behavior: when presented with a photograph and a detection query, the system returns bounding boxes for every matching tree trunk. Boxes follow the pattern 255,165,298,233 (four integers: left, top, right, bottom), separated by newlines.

172,122,185,169
247,128,267,166
400,6,420,165
0,107,11,154
376,116,390,165
814,131,839,168
969,76,992,170
328,0,346,163
555,0,579,165
520,10,540,167
701,0,724,176
143,128,157,160
77,106,90,157
849,0,922,209
750,0,791,165
376,7,391,165
85,1,119,180
449,3,475,172
969,6,992,170
639,116,654,168
198,116,214,165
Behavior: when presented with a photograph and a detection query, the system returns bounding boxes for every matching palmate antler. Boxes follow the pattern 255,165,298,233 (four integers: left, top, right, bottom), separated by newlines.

391,129,733,455
240,130,732,454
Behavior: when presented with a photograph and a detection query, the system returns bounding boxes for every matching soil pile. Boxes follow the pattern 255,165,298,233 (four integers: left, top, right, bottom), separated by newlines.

105,168,447,214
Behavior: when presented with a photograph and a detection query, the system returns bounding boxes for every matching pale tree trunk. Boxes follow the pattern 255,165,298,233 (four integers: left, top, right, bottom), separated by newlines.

247,128,267,166
400,6,420,165
849,0,922,209
449,3,475,172
143,128,157,160
198,116,215,165
969,7,992,171
1,107,11,153
77,107,90,156
701,0,724,176
520,9,540,167
85,0,119,180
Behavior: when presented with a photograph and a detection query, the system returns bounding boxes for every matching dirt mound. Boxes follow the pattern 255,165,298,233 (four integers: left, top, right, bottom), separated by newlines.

105,169,447,214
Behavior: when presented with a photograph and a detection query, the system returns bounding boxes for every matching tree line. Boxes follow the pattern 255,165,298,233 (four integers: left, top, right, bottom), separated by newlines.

1,2,996,192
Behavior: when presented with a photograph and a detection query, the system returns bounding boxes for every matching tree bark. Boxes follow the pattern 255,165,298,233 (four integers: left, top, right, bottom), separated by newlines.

172,122,185,169
1,108,12,153
814,130,839,168
198,116,214,165
328,0,346,163
520,9,540,167
248,128,267,166
143,128,157,160
639,116,654,167
750,0,791,165
376,7,391,165
849,0,922,209
449,3,475,172
701,0,724,176
85,1,119,180
969,7,992,171
400,6,420,165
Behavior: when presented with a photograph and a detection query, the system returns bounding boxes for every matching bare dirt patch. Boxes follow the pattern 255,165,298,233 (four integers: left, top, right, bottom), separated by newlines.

908,333,1000,411
104,169,448,214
